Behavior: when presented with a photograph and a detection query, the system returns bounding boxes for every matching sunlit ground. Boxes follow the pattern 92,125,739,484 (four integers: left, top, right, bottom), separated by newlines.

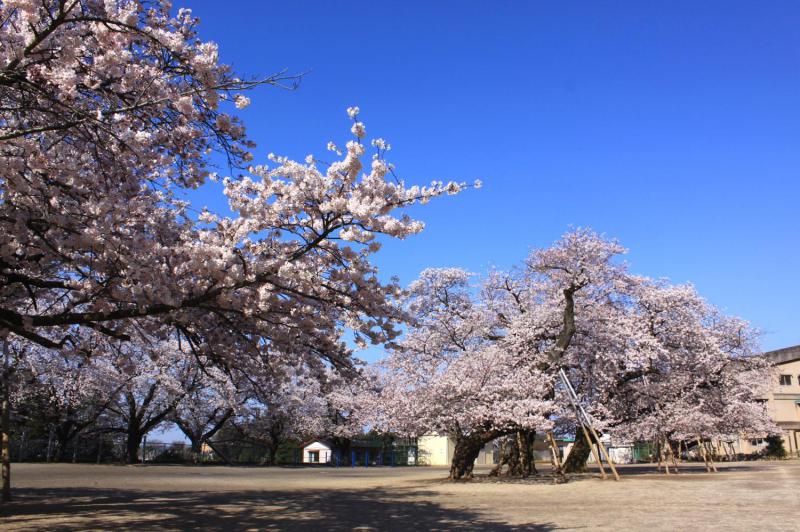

2,461,798,531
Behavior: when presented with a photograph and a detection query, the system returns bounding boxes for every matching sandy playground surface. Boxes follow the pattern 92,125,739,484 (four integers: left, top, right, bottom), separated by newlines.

1,460,798,531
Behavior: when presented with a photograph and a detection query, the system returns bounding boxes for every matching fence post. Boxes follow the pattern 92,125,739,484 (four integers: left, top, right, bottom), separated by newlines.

365,450,369,467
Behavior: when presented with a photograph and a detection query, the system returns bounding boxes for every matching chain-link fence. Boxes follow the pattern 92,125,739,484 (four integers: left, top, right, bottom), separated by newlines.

10,435,130,463
9,437,420,466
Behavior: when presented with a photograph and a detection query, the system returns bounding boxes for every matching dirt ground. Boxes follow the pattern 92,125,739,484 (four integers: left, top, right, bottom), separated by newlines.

1,460,798,531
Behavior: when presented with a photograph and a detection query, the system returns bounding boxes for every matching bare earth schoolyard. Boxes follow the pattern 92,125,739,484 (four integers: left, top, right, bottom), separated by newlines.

1,461,798,531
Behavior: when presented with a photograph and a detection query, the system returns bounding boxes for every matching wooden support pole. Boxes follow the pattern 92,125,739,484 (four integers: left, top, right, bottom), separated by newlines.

587,423,620,481
665,438,679,473
655,440,663,472
696,437,712,473
547,431,562,469
721,441,731,462
580,423,607,479
705,441,718,472
546,431,566,483
558,368,617,480
206,441,234,466
658,439,669,474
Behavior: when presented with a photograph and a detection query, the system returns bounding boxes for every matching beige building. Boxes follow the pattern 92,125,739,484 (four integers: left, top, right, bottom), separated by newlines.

762,345,800,456
417,434,496,466
734,345,800,456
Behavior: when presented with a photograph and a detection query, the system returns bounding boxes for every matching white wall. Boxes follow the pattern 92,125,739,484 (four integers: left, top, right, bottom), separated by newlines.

303,441,332,463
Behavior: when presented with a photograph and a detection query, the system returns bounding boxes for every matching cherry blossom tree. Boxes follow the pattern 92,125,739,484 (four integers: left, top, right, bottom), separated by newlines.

580,284,778,469
373,230,775,480
1,0,473,496
372,260,579,480
0,0,472,366
95,339,197,463
170,364,241,463
19,344,125,461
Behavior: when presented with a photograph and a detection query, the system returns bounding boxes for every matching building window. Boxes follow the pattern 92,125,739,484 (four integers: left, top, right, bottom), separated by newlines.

308,450,319,463
779,374,792,386
750,438,765,447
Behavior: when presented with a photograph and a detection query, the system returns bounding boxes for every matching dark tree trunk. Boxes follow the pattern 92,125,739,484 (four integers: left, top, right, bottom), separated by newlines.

490,430,537,477
563,429,591,473
53,424,74,462
266,440,280,466
1,379,9,502
1,342,11,502
449,434,487,480
517,430,537,477
190,438,202,464
490,436,515,477
126,430,142,464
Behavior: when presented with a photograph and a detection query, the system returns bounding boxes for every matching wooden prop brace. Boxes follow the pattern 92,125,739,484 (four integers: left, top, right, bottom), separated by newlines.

558,368,620,481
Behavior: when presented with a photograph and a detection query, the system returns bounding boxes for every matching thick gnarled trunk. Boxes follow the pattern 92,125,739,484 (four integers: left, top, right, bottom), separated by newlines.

449,434,487,480
563,429,591,473
490,430,537,477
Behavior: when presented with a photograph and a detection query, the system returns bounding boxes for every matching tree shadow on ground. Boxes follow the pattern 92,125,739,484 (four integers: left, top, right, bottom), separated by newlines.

606,462,773,477
1,487,559,531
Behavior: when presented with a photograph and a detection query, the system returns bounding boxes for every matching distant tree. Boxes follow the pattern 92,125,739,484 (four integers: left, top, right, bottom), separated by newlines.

764,435,787,459
96,340,196,463
231,364,330,466
22,346,124,461
171,366,240,463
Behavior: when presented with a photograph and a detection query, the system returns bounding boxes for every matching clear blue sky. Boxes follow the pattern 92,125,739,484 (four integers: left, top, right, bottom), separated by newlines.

184,0,799,354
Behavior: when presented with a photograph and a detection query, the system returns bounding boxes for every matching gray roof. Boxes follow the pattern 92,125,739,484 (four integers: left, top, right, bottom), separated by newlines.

763,345,800,366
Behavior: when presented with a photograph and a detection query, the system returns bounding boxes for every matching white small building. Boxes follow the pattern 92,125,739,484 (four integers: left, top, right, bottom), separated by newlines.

302,440,332,464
